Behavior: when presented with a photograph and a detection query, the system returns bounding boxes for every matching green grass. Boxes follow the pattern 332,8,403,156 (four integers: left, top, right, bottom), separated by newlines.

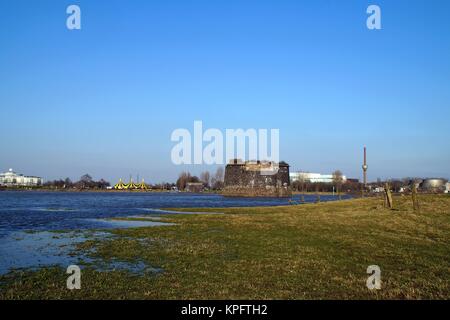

1,194,449,299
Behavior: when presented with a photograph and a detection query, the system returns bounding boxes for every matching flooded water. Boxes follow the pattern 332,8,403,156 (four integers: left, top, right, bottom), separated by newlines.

0,231,103,275
0,230,163,275
0,191,350,275
0,191,350,234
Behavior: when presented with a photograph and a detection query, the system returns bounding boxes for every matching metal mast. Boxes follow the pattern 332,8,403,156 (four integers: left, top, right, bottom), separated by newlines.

362,147,368,186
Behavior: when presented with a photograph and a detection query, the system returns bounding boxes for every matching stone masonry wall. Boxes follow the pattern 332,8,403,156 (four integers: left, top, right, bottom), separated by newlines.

223,161,291,197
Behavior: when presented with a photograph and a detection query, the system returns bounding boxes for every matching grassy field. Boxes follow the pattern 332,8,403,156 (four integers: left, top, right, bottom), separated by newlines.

1,195,449,299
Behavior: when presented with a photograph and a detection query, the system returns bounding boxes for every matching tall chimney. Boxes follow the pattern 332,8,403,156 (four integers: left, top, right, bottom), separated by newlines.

362,147,368,186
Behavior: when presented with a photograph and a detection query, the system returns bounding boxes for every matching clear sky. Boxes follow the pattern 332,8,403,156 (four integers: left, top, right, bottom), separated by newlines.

1,0,449,183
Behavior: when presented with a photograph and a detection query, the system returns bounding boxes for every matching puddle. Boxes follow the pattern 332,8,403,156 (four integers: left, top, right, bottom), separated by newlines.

127,215,165,220
0,228,165,276
84,218,174,229
140,208,224,215
0,231,105,275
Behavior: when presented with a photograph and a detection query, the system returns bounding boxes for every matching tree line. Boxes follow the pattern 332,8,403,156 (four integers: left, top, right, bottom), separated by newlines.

176,168,224,191
43,174,110,190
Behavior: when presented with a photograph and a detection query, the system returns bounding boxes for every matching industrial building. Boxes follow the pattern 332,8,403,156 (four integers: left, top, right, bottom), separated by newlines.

224,159,291,197
289,172,347,184
0,168,43,187
421,178,448,193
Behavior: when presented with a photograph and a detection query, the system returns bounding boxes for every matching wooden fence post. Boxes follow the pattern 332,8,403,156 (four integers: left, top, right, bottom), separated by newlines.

384,182,393,209
412,182,420,212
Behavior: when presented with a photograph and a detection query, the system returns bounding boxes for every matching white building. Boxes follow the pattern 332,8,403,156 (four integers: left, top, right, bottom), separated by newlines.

0,168,43,187
290,171,347,184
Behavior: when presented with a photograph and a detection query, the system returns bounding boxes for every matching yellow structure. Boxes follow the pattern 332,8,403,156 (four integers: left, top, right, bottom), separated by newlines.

114,178,149,190
127,179,137,189
136,179,148,190
114,178,127,190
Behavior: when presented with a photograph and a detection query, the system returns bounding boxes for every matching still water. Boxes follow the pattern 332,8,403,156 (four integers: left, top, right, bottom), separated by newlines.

0,191,350,234
0,191,350,275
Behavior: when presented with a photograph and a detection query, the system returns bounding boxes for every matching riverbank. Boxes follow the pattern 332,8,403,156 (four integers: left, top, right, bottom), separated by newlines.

0,187,223,194
0,187,174,193
1,194,449,299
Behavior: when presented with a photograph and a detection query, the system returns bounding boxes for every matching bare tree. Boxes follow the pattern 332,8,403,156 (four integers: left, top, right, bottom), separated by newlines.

332,170,344,193
79,174,93,189
64,178,73,188
176,172,190,191
211,167,224,190
176,171,201,191
80,174,93,183
215,167,224,181
200,171,211,188
390,179,403,192
298,175,306,192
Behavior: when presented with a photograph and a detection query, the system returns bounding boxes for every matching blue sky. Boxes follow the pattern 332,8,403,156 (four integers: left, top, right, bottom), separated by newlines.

1,0,449,183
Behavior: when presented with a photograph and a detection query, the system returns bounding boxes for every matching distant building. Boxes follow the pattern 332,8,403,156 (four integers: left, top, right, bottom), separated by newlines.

373,186,385,193
223,159,291,197
0,168,43,187
185,182,204,193
289,172,347,184
420,178,448,193
113,178,148,190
